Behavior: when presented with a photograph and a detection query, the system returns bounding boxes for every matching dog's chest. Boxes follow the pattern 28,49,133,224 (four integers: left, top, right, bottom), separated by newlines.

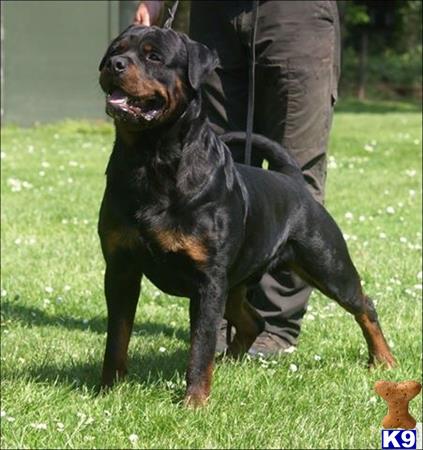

101,206,208,267
102,218,206,297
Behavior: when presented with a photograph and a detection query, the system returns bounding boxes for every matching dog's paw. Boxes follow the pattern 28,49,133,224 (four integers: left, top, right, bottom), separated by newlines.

183,391,209,409
368,352,397,370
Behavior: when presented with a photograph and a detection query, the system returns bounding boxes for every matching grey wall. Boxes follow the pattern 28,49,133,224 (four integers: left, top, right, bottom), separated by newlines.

2,1,121,125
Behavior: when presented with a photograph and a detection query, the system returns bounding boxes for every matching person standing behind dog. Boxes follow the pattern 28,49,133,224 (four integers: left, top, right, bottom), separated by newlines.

134,0,341,356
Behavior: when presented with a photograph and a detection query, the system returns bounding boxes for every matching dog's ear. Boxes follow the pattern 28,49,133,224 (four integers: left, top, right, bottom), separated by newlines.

183,36,219,90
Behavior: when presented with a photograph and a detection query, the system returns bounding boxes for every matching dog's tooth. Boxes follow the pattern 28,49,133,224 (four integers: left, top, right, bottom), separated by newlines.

108,89,128,104
109,97,127,105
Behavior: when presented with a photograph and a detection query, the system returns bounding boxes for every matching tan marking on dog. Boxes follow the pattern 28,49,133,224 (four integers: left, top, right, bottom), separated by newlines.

185,361,214,408
355,312,396,368
154,229,208,264
167,76,187,115
103,227,139,254
225,285,264,357
121,65,168,101
143,43,153,53
117,39,129,52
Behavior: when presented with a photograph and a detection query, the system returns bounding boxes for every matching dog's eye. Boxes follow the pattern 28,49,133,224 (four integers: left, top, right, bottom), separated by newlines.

146,52,162,63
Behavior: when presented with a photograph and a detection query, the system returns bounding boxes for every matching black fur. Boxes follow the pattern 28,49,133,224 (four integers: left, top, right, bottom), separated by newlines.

97,25,395,407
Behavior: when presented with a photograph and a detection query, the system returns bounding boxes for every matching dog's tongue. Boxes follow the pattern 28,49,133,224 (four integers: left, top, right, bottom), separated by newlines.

108,89,128,104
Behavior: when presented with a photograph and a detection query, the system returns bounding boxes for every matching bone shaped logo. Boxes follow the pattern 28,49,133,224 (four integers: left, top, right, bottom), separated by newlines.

374,380,422,429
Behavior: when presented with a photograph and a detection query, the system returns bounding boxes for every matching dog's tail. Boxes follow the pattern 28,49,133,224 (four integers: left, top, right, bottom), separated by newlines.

221,131,303,180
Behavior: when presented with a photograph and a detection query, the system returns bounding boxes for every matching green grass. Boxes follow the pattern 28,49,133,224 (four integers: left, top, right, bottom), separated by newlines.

1,101,422,449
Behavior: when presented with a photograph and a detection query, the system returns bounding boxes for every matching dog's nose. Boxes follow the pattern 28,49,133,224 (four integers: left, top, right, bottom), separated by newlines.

108,56,128,75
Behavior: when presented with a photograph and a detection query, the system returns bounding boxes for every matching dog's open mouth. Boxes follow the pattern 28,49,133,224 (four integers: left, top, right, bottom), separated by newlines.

106,89,166,122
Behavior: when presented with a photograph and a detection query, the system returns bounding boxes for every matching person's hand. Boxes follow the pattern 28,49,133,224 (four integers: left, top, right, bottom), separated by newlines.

133,1,163,26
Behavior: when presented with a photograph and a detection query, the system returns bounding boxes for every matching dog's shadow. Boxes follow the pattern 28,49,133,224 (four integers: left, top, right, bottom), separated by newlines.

2,300,190,397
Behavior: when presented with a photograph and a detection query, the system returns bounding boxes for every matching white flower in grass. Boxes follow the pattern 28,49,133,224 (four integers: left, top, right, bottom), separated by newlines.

1,151,6,159
417,271,422,281
364,144,374,152
68,160,78,167
27,145,34,153
8,178,22,192
31,422,47,430
399,237,407,244
314,354,322,361
1,410,6,417
45,286,54,294
159,346,166,353
56,422,65,432
405,169,416,177
328,156,337,169
386,206,395,215
413,139,420,145
409,189,416,197
6,416,15,422
39,171,45,177
289,363,298,372
14,238,22,245
41,161,50,168
1,289,7,297
369,396,377,404
129,434,139,444
64,285,71,292
344,212,353,220
379,232,387,239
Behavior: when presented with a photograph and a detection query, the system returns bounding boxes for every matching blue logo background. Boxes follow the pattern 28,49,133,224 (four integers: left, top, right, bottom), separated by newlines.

381,429,417,449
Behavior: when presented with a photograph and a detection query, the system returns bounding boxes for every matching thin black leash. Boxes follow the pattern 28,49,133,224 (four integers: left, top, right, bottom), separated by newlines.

244,0,259,166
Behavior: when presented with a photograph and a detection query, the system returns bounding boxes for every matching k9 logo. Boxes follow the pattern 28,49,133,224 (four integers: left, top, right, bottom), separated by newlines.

381,429,417,449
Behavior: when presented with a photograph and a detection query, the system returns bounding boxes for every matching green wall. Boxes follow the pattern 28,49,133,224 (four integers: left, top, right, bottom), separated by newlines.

2,1,122,125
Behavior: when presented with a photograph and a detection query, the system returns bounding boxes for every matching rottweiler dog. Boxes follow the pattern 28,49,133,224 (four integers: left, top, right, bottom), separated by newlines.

98,25,395,407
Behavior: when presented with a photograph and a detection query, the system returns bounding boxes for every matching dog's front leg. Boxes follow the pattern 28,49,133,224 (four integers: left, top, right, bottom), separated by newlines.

101,260,142,389
185,275,227,408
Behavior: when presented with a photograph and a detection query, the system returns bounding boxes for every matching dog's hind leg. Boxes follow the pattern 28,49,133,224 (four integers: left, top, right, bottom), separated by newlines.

291,208,396,368
224,285,265,358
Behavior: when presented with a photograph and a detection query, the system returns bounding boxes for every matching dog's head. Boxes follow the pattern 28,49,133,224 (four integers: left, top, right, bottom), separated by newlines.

99,25,218,127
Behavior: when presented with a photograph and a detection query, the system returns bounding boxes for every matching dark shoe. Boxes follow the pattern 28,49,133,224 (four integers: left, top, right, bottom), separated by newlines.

247,331,295,357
